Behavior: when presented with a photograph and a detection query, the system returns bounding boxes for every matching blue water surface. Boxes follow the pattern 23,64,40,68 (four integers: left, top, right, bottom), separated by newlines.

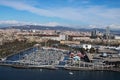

0,66,120,80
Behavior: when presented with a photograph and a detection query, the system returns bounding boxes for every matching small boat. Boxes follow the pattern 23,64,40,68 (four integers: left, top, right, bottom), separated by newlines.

69,72,73,75
40,69,42,72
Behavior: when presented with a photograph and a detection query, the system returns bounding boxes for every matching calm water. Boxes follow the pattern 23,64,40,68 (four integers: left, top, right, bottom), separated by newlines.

0,66,120,80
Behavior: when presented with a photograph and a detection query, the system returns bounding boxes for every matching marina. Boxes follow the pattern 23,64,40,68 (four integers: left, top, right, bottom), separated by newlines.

0,46,120,72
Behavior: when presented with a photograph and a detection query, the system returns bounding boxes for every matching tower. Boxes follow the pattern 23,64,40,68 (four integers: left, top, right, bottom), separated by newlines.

106,26,110,46
91,29,97,38
106,26,110,40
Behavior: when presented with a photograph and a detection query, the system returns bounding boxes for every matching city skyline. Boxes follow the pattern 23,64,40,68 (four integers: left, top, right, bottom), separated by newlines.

0,0,120,29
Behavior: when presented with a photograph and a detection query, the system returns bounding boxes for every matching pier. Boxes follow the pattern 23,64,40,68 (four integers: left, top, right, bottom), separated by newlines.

0,60,120,72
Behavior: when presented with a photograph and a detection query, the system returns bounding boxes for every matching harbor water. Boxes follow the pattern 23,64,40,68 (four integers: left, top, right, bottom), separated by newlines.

0,66,120,80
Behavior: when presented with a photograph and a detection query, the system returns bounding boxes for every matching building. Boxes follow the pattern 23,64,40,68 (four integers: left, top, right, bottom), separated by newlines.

91,29,97,38
114,35,120,40
60,40,80,45
59,34,68,40
72,36,90,41
82,44,92,50
103,26,110,39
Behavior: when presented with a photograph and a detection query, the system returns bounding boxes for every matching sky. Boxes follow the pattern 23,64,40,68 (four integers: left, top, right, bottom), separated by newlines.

0,0,120,29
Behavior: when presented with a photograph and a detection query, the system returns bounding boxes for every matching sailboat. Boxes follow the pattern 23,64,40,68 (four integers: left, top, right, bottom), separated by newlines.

69,71,73,75
40,69,42,72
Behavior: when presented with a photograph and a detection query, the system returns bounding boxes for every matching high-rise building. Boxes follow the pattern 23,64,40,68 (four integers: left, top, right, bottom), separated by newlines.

106,26,110,40
103,26,114,39
91,29,97,38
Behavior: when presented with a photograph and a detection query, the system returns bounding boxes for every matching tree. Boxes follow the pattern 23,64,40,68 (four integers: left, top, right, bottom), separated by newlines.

89,47,95,53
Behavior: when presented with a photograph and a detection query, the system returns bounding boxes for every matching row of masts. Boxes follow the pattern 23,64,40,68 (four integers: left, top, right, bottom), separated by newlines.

17,47,64,66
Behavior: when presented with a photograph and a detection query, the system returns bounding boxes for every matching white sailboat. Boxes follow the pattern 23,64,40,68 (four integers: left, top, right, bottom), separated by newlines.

69,71,73,75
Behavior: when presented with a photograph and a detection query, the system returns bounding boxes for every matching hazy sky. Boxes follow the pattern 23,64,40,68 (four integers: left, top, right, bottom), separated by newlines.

0,0,120,28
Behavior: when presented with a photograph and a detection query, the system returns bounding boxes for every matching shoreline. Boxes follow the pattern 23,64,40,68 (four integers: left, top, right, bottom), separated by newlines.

0,63,119,72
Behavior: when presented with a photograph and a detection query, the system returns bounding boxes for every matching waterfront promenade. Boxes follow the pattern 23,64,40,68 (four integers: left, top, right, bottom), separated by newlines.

0,60,120,72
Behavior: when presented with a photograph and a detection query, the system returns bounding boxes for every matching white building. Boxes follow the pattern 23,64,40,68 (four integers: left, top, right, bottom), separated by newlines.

59,34,68,41
114,35,120,40
72,36,90,40
82,44,92,50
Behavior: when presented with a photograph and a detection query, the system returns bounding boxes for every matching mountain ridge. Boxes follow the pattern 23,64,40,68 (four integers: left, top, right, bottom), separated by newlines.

0,25,120,34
